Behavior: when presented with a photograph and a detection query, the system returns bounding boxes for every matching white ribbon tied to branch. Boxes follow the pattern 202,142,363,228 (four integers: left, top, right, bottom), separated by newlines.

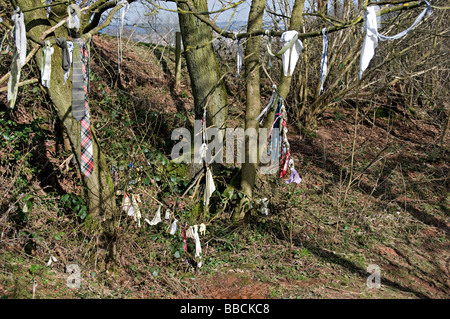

144,204,162,226
116,0,130,73
267,30,304,77
41,42,54,88
319,28,328,93
11,7,26,66
359,0,432,79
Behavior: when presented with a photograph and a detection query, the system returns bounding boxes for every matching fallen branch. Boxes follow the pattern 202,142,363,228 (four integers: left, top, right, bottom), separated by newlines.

0,78,38,93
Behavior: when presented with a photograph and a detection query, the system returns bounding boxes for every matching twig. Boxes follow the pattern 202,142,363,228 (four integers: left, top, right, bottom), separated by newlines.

181,170,204,198
58,154,74,173
190,170,205,199
0,78,38,93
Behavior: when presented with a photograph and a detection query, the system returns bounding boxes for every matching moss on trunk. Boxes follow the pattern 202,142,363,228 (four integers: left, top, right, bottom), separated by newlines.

16,0,118,270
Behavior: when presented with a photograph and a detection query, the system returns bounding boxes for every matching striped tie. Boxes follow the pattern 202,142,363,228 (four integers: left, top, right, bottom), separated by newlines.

72,41,85,121
75,38,93,178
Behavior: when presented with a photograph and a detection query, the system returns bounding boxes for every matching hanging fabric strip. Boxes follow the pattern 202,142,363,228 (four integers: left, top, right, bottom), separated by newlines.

319,28,328,94
41,42,54,88
266,97,284,160
199,143,208,161
279,109,290,177
67,4,81,31
359,1,431,79
7,49,21,109
123,193,141,226
280,31,303,77
65,42,74,85
72,41,85,121
256,84,278,125
359,5,380,80
186,225,203,267
11,7,26,67
201,108,215,207
7,11,22,108
378,0,431,41
76,38,94,178
267,30,302,76
204,166,216,207
145,204,162,226
265,30,273,70
46,0,52,18
169,219,178,235
186,225,194,239
202,109,207,145
55,38,74,85
182,222,188,252
268,99,291,178
193,225,202,267
116,0,130,73
198,109,208,163
267,30,300,59
285,158,301,184
131,194,142,227
122,193,132,213
199,223,206,236
235,32,243,77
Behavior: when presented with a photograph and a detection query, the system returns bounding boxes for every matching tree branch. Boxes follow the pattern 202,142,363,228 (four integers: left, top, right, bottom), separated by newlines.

176,0,428,40
0,78,38,93
86,1,132,35
21,1,69,13
82,0,138,34
182,0,236,39
83,0,117,33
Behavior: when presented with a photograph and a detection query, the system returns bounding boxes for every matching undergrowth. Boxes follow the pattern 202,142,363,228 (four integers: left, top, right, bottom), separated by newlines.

0,33,448,299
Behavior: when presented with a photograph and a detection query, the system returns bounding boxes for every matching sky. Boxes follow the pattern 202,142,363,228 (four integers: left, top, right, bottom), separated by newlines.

112,0,316,31
123,0,252,26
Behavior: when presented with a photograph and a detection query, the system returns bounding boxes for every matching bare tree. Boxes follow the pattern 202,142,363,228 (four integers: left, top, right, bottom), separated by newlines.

170,0,442,223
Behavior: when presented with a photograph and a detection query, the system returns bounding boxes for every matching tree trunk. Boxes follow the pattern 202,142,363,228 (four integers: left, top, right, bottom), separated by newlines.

233,0,266,224
177,0,228,131
17,0,118,270
233,0,306,223
176,0,228,188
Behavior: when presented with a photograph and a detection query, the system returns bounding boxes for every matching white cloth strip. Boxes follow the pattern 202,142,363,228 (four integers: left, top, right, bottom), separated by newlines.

280,31,303,77
12,7,27,66
319,28,328,93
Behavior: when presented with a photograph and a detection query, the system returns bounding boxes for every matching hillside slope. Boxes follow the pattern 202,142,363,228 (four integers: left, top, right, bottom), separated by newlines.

0,34,448,299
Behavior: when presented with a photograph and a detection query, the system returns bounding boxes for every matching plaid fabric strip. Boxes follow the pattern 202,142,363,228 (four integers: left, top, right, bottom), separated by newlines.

77,38,93,178
279,118,289,178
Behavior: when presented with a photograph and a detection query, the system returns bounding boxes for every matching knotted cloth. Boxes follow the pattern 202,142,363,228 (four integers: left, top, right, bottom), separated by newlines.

73,38,94,178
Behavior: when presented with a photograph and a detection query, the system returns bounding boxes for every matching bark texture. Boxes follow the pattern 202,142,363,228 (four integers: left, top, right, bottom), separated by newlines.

233,0,265,224
16,0,118,269
177,0,228,130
